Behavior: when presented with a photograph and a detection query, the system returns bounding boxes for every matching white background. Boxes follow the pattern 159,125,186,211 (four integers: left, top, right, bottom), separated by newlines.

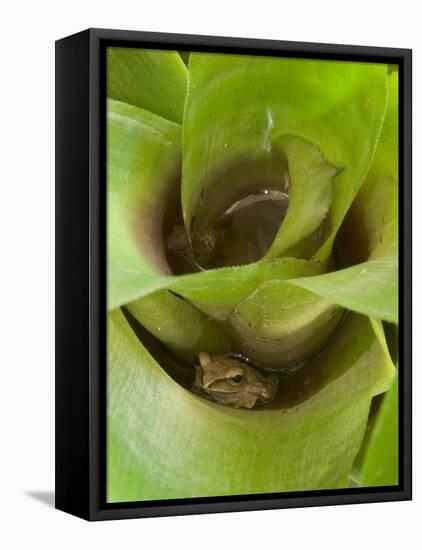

0,1,419,548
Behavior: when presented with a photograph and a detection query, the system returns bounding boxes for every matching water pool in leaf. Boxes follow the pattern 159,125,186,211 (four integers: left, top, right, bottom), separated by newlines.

164,141,330,273
167,187,291,271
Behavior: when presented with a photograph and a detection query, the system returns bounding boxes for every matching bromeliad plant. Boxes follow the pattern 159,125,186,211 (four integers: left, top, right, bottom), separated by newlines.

107,48,398,502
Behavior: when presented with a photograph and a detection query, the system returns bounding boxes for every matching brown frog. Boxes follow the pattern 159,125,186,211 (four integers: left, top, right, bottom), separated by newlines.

193,352,279,409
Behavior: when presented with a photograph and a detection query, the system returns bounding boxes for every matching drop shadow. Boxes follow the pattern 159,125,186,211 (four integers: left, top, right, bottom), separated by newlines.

26,491,55,508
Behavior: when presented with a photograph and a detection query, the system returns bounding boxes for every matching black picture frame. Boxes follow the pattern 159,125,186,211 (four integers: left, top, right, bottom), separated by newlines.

55,28,412,521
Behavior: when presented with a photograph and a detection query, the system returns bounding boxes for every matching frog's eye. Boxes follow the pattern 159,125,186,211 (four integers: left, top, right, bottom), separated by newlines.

230,374,243,384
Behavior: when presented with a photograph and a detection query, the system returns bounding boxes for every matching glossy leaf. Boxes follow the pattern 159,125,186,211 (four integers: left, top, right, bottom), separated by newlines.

371,69,398,180
295,71,399,326
107,48,188,123
107,309,394,501
106,51,398,500
231,281,343,368
107,100,181,310
337,70,398,265
294,72,399,326
287,257,398,324
126,290,232,360
360,372,398,487
265,135,336,259
182,53,387,263
107,101,321,316
167,257,322,320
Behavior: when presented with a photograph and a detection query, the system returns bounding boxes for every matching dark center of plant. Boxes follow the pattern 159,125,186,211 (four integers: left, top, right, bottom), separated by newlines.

164,153,293,273
193,188,290,269
166,184,290,272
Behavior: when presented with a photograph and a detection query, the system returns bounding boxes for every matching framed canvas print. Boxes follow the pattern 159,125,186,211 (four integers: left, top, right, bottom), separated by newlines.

55,28,412,521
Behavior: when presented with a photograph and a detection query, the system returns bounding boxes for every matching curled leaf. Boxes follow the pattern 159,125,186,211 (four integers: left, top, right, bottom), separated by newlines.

107,99,181,309
107,47,188,123
126,290,232,360
287,258,398,324
231,281,343,368
108,309,394,501
360,372,398,487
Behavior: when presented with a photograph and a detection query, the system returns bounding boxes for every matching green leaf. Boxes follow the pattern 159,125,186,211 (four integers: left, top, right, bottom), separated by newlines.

182,53,387,262
337,172,398,264
287,257,398,324
107,47,188,123
350,318,397,483
167,257,322,321
310,72,399,325
107,101,321,317
360,372,398,487
337,70,398,265
296,69,399,322
230,281,343,368
265,135,336,259
371,69,398,180
107,100,181,310
126,290,232,360
106,47,398,505
107,309,394,502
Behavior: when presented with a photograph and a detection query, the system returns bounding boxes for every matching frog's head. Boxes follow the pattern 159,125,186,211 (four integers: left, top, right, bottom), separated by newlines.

194,352,279,408
197,352,248,395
